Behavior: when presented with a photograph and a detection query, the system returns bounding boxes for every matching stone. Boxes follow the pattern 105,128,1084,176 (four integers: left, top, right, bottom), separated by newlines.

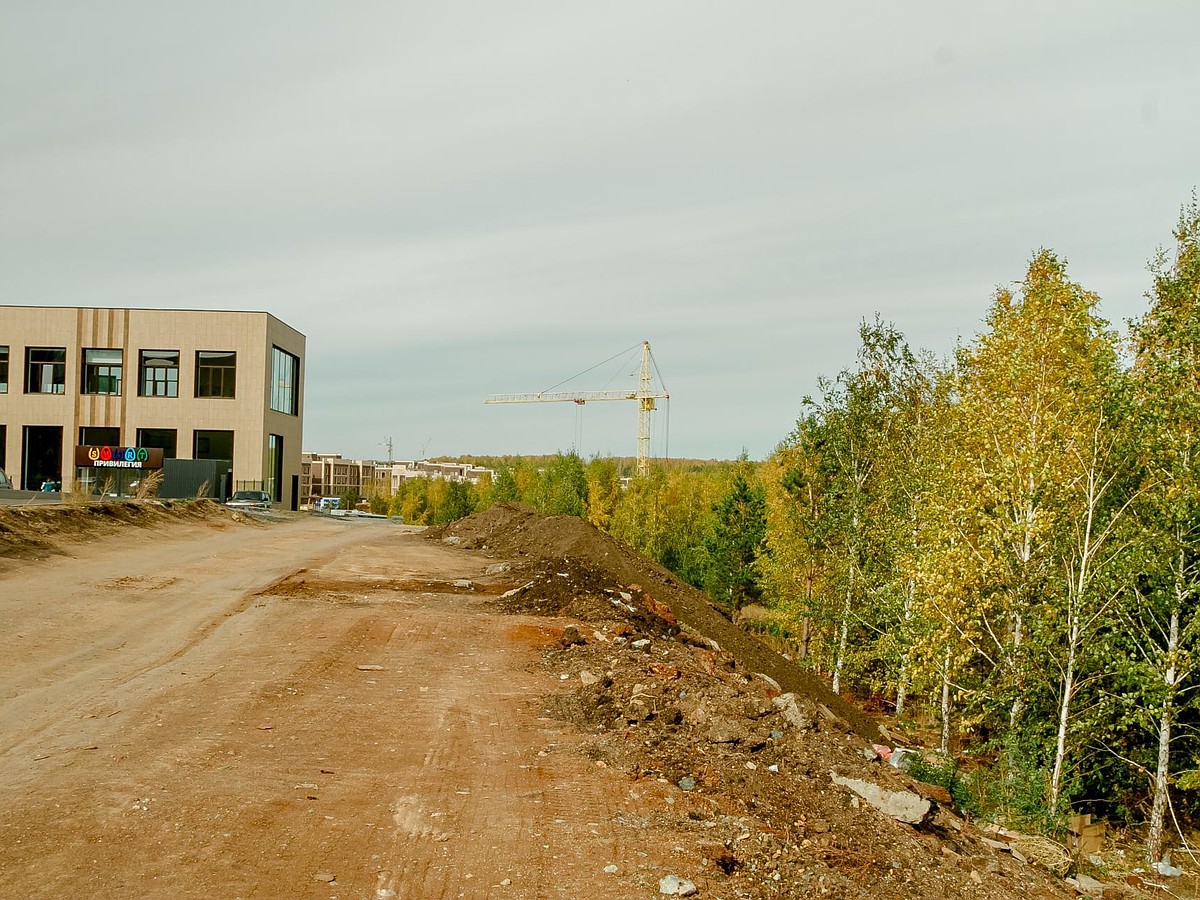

624,698,652,721
453,579,472,588
677,776,697,792
772,693,815,731
860,746,879,761
442,535,461,545
706,719,748,744
485,562,511,575
561,625,585,646
579,670,600,686
631,638,651,651
659,874,698,896
1068,873,1105,894
313,872,336,883
603,864,618,874
829,772,932,825
356,664,384,671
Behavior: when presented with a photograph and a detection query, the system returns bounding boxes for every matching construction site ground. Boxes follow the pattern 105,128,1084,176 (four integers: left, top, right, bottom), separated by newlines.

0,501,1147,899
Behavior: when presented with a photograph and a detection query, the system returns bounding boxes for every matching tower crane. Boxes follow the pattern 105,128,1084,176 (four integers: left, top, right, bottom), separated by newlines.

485,341,669,478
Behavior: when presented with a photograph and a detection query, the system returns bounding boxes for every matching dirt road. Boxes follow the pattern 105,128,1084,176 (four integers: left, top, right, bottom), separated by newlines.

0,516,698,899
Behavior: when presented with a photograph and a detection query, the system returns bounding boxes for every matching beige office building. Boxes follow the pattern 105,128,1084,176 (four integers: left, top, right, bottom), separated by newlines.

0,306,305,507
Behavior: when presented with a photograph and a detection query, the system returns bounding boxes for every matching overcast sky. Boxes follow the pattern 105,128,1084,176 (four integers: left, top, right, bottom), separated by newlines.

3,3,1197,462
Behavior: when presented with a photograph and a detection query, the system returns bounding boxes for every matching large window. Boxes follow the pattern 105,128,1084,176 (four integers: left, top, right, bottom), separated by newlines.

139,350,179,397
0,345,8,393
82,349,122,395
270,346,299,415
80,427,120,446
266,434,283,502
194,429,234,461
136,428,177,459
25,347,66,394
196,351,236,398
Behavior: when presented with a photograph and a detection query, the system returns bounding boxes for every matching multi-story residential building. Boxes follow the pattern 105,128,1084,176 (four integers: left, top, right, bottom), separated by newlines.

0,306,305,507
300,453,493,507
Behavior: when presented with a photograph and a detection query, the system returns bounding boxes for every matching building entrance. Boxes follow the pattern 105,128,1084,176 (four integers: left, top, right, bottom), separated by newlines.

22,425,63,490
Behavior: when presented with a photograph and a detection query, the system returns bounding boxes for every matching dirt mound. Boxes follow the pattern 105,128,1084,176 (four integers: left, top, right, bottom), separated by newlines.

431,503,882,743
0,500,244,570
428,505,1079,899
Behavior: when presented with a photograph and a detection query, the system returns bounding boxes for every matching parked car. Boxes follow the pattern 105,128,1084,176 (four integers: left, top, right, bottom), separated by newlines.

226,490,271,510
0,467,11,490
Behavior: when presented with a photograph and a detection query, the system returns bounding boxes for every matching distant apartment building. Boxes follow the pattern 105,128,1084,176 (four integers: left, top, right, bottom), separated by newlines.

301,452,493,506
0,306,305,507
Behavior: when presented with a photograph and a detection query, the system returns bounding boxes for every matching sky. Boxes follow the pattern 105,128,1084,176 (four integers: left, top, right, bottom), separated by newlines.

2,3,1198,462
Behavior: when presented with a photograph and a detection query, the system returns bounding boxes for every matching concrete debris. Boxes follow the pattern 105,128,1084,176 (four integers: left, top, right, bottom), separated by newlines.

485,562,511,575
453,579,472,588
659,873,698,896
1067,873,1105,894
631,638,651,651
771,693,815,731
829,772,931,825
442,536,461,545
706,719,749,745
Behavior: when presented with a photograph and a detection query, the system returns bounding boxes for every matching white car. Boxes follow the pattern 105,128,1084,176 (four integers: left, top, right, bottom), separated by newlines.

0,468,11,490
227,490,271,510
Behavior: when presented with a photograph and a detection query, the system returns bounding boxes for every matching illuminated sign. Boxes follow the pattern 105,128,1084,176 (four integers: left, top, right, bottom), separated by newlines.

73,446,165,469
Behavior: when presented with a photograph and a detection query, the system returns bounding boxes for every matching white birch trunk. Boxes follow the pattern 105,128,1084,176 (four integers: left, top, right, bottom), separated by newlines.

940,645,952,754
833,566,852,695
895,579,913,719
1146,604,1180,865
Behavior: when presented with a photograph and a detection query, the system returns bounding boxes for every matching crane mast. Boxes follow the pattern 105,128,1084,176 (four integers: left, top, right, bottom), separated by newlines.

485,341,668,478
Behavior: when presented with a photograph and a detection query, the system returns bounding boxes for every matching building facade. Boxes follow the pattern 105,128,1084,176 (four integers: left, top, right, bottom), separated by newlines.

301,453,493,507
0,306,305,507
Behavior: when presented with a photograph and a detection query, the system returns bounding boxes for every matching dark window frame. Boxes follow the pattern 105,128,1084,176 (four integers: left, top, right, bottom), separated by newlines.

139,349,180,398
269,346,300,416
24,347,67,394
195,351,237,399
81,348,123,396
0,345,8,393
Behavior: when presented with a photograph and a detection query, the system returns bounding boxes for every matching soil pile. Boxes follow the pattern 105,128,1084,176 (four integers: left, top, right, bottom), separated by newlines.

0,500,247,571
433,503,881,742
429,504,1098,900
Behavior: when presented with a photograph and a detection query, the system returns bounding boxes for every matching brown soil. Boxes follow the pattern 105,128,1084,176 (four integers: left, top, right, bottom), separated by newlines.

0,502,1115,898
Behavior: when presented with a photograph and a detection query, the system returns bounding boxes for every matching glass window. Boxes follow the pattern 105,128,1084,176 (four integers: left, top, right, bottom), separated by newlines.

82,349,122,395
136,428,177,459
80,427,120,447
270,346,299,415
0,345,8,393
194,429,234,461
139,350,179,397
266,434,283,502
25,347,66,394
196,351,236,398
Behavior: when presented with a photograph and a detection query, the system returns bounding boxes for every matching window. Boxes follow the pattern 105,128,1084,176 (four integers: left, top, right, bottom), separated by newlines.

270,346,299,415
136,428,177,459
0,345,8,393
82,349,122,395
25,347,66,394
196,351,236,398
139,350,179,397
80,427,120,447
194,429,234,461
266,434,283,502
